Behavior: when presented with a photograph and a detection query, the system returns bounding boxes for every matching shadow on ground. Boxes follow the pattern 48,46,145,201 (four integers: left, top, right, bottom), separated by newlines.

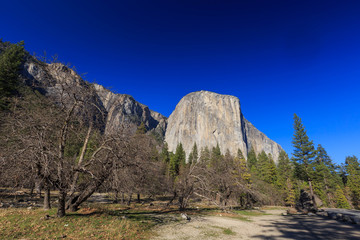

253,215,360,240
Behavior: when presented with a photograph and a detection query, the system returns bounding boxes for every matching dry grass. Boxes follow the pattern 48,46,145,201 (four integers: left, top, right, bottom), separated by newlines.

0,206,154,239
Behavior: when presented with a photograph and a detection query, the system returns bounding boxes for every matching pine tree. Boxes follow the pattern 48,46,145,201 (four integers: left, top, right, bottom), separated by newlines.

256,151,277,184
256,150,269,180
211,143,222,162
267,154,277,185
247,147,257,172
292,113,316,205
285,178,296,207
188,143,198,165
237,148,244,159
312,145,342,206
335,185,350,209
169,143,186,176
200,146,210,164
160,142,170,163
210,143,223,170
191,143,198,163
277,151,295,206
233,149,251,184
0,40,25,109
345,156,360,209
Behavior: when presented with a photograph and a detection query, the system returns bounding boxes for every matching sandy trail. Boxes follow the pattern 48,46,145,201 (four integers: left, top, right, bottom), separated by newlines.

153,210,360,240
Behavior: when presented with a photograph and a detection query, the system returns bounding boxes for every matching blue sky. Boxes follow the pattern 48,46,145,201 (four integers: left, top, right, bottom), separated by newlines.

1,0,360,164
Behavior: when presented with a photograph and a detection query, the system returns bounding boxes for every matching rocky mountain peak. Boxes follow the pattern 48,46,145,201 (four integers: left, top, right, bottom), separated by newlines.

165,91,283,162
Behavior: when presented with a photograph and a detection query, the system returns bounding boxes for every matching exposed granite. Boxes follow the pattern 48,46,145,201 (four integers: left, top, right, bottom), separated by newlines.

164,91,283,162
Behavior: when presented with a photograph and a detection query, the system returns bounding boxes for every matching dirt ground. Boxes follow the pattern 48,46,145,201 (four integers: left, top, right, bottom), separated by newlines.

153,209,360,240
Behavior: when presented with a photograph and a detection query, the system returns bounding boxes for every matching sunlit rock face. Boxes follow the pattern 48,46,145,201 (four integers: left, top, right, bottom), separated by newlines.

94,84,167,135
21,55,167,136
165,91,283,162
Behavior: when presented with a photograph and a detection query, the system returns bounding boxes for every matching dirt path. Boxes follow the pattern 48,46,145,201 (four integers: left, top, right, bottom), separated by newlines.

153,210,360,240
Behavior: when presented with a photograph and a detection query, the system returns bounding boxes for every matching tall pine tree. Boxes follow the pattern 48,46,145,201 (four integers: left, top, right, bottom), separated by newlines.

292,114,317,206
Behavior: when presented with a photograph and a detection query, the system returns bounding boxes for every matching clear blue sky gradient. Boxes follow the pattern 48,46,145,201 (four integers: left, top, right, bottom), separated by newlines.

1,0,359,164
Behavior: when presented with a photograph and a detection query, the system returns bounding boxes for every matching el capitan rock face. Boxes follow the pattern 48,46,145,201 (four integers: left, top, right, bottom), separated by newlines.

4,39,281,159
165,91,283,162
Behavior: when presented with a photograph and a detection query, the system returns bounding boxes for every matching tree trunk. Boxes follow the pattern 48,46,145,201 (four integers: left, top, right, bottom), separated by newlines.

43,186,51,210
29,182,35,197
113,190,119,203
66,124,93,207
308,179,317,208
35,180,42,198
167,191,177,207
57,190,66,217
121,192,125,204
127,193,132,206
67,176,108,212
137,193,141,203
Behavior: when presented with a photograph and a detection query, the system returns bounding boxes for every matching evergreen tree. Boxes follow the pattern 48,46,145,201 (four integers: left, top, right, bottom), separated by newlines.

292,114,316,205
188,142,198,165
285,178,296,207
345,155,360,209
256,151,277,184
276,151,295,206
335,185,350,209
233,149,251,184
191,143,198,163
199,146,211,163
0,40,25,109
211,143,222,163
237,148,244,159
267,154,277,185
209,144,224,173
160,142,170,164
169,143,186,176
188,152,193,165
256,150,268,179
247,147,257,172
315,144,335,172
312,145,342,206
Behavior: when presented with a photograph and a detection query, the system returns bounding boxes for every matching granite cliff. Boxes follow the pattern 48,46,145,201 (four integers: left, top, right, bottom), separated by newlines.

165,91,283,162
17,49,167,135
1,41,281,160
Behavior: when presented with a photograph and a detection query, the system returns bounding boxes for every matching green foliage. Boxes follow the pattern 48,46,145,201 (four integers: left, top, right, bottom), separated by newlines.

335,185,351,209
160,142,170,163
210,143,222,165
247,147,257,171
187,142,198,165
199,146,211,163
284,179,296,206
169,143,186,177
0,40,25,109
237,148,244,159
233,151,251,184
277,151,292,187
255,151,277,185
291,114,316,182
345,156,360,209
276,151,295,206
310,144,343,206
